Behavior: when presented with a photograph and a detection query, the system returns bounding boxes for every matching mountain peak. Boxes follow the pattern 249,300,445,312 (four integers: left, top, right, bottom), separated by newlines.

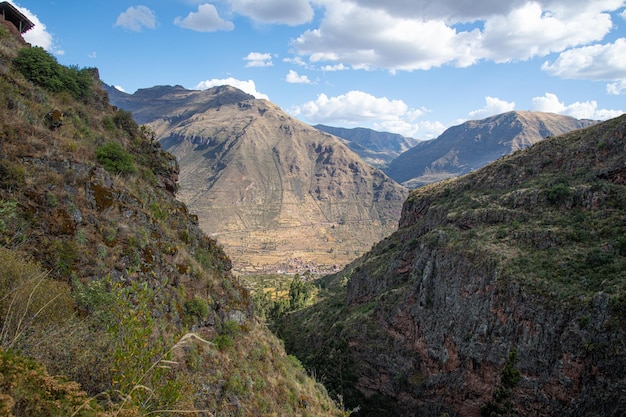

108,85,407,273
386,111,596,188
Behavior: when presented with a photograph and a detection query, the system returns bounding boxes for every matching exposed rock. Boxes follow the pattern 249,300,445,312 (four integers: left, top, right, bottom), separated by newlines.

280,115,626,416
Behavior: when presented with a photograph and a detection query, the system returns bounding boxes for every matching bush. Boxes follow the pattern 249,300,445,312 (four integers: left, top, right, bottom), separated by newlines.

14,46,92,99
95,142,137,175
546,183,571,206
184,297,209,320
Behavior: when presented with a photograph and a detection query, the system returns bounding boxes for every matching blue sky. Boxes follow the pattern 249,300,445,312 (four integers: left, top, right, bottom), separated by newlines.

9,0,626,139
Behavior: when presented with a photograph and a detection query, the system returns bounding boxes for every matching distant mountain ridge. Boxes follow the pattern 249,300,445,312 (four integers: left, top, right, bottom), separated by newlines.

106,84,408,273
385,111,596,188
314,124,420,169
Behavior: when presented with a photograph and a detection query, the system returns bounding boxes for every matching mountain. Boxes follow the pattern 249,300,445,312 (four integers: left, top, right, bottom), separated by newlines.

386,111,596,188
278,115,626,416
0,27,343,415
106,84,408,273
314,124,420,169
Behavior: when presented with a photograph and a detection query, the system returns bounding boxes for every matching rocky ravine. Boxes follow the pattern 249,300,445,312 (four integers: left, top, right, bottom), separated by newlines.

279,115,626,416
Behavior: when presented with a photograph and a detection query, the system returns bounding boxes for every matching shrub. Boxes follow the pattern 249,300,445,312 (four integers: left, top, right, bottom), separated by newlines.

13,46,92,99
113,109,139,137
184,297,209,320
0,348,108,417
95,142,137,175
546,183,571,206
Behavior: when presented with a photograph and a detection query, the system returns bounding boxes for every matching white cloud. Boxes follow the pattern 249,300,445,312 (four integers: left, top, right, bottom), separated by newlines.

290,1,623,73
286,70,311,84
174,4,234,32
291,90,443,138
194,78,269,100
88,52,97,59
231,0,314,25
607,80,626,95
531,92,623,120
7,1,58,53
115,6,157,32
468,96,516,119
244,52,273,67
321,63,349,71
114,85,127,93
541,38,626,93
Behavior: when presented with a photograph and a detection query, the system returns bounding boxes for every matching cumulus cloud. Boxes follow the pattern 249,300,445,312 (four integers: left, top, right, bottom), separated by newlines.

115,5,157,32
7,1,58,53
531,92,623,120
194,78,269,100
290,0,622,76
292,90,443,138
286,70,312,84
231,0,314,25
468,96,516,119
541,38,626,93
174,4,234,32
244,52,273,67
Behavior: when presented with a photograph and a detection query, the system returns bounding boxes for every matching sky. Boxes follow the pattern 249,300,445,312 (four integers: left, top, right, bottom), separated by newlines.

8,0,626,139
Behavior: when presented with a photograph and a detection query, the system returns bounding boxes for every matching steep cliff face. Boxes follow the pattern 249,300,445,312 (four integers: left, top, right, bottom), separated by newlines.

280,115,626,416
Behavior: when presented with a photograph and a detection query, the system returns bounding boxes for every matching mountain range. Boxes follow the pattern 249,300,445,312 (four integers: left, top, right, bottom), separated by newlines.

1,19,625,417
313,124,420,169
106,84,408,273
385,111,596,187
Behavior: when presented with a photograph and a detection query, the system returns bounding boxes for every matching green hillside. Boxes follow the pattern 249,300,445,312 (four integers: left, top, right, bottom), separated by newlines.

277,114,626,416
0,24,345,416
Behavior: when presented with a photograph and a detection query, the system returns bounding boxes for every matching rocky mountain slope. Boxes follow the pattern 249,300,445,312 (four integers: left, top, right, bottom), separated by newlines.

106,85,408,273
314,124,420,169
386,111,596,188
278,115,626,416
0,26,344,415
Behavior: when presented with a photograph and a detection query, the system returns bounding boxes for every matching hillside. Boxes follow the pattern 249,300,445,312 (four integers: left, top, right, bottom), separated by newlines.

313,124,420,169
106,85,408,274
278,115,626,416
0,25,344,416
386,111,596,188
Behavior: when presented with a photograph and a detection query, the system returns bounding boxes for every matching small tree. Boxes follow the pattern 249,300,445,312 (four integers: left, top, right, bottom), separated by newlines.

481,348,521,416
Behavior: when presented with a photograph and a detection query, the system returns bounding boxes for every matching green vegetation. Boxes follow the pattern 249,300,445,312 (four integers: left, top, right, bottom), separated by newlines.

14,46,93,100
247,273,316,322
0,31,345,416
95,141,137,175
481,348,521,416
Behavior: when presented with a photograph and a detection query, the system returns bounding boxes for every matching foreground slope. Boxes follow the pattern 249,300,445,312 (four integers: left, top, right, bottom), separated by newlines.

279,115,626,416
107,85,408,273
0,27,343,416
386,111,596,188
